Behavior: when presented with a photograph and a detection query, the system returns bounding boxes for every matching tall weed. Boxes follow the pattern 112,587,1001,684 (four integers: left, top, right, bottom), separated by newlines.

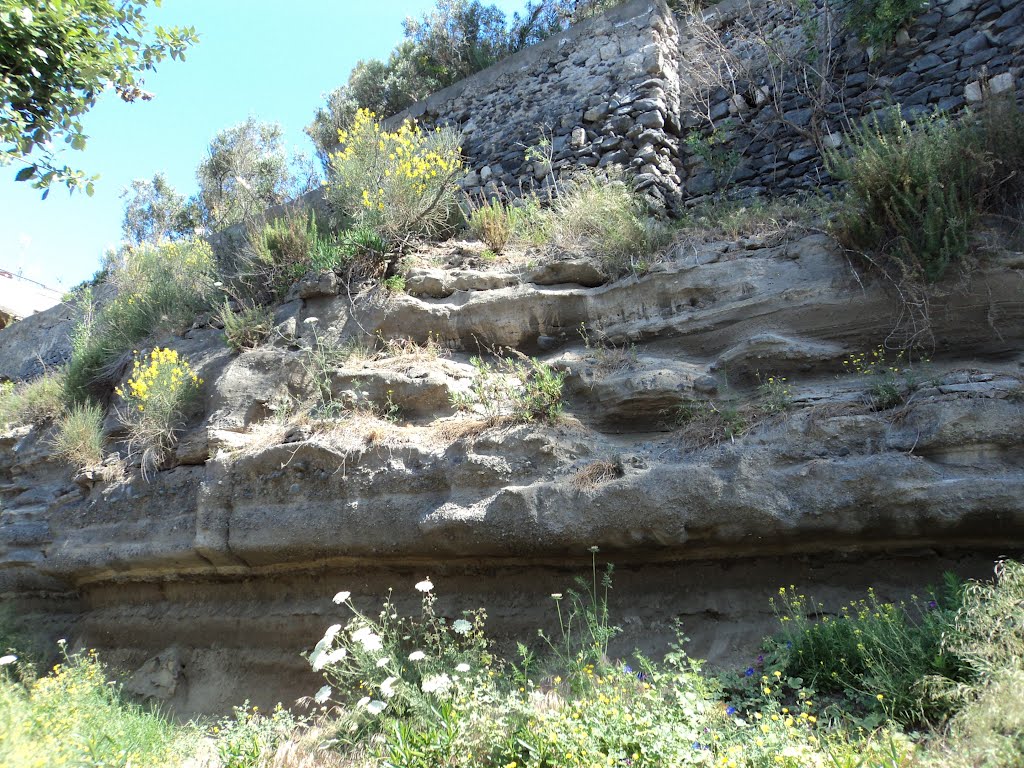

830,100,1024,282
65,241,215,402
548,169,670,274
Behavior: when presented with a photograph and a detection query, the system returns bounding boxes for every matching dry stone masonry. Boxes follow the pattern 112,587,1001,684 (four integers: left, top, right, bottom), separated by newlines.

387,0,686,212
388,0,1023,210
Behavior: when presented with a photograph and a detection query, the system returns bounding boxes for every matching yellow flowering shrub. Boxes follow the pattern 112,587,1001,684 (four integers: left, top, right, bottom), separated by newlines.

327,108,465,247
65,239,215,403
116,347,203,476
0,648,188,768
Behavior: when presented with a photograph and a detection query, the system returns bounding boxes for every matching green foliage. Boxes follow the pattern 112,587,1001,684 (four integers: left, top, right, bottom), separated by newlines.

452,354,566,423
120,173,196,245
547,169,670,274
0,0,197,195
685,123,742,185
220,301,273,353
931,561,1024,768
327,109,465,248
115,347,203,477
0,645,192,768
844,0,928,46
65,241,215,403
830,101,1024,282
196,118,313,229
210,703,299,768
382,274,407,294
0,371,65,428
769,577,968,726
51,402,105,469
308,579,490,738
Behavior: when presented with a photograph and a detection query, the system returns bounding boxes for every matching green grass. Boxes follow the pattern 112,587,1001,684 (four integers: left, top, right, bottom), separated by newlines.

829,99,1024,283
65,240,216,403
0,648,194,768
0,372,66,428
4,561,1022,768
51,402,105,470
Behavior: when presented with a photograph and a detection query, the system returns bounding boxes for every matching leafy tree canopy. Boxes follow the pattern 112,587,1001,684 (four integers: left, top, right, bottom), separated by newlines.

0,0,198,196
120,172,195,245
196,118,315,230
305,0,620,167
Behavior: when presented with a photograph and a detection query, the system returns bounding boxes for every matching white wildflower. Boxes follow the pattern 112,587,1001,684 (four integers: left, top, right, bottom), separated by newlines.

408,650,426,662
366,700,387,715
380,676,399,698
324,647,347,665
356,696,371,708
414,578,434,593
359,633,383,652
421,673,452,695
314,685,332,704
456,663,471,673
350,626,373,642
0,655,16,666
323,624,342,642
452,619,472,635
333,591,351,604
376,657,390,668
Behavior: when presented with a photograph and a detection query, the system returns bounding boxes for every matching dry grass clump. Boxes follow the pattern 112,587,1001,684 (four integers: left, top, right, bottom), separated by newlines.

51,402,105,469
676,194,826,244
0,371,66,428
548,169,671,274
570,457,623,492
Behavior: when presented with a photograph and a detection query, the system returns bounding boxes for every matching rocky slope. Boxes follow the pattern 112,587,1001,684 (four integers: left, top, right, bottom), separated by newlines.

1,230,1023,715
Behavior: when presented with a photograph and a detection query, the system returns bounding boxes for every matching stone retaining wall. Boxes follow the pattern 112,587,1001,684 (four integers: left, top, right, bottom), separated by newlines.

386,0,1023,210
386,0,687,212
677,0,1024,202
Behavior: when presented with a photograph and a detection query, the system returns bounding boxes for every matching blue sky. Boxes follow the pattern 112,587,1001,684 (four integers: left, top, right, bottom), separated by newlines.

0,0,523,290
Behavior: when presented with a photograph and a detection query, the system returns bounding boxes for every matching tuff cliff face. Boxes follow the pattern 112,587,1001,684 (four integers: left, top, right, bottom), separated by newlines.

2,228,1022,714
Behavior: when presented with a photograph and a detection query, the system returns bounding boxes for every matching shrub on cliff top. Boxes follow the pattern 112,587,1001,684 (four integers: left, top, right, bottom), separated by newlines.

326,109,465,251
64,240,215,403
830,100,1024,283
547,168,671,274
845,0,929,47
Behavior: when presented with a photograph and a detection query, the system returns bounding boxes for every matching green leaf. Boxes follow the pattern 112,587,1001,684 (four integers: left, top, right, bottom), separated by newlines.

16,166,37,181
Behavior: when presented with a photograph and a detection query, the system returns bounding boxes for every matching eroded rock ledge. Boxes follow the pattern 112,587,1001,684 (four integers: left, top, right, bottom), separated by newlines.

1,233,1022,714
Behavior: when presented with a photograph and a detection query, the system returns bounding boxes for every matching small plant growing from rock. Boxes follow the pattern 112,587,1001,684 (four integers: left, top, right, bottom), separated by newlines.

467,198,514,253
219,300,273,353
115,347,203,476
757,373,792,415
843,345,911,410
452,353,566,424
51,402,105,470
578,322,637,374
